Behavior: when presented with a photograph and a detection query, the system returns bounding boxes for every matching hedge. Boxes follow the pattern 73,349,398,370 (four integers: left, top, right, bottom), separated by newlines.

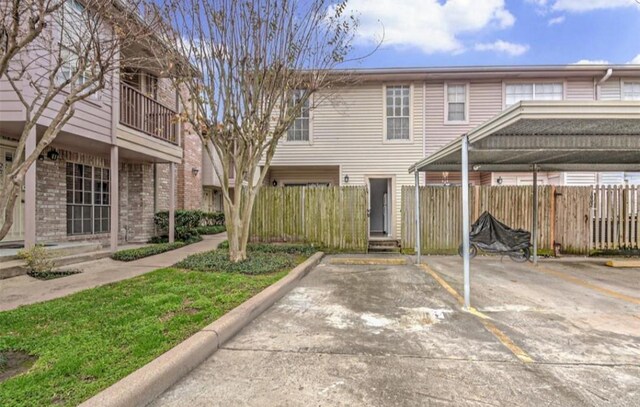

154,210,225,241
111,235,202,261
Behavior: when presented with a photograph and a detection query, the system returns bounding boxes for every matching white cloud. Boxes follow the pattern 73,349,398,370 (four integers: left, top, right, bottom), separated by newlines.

343,0,515,54
548,16,565,25
629,54,640,64
475,40,530,56
530,0,639,12
574,59,610,65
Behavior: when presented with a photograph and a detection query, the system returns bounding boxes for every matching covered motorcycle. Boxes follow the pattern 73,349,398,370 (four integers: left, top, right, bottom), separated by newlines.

458,211,531,262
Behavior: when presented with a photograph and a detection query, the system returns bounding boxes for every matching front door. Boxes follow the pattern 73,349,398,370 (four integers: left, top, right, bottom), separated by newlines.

369,178,391,237
0,146,25,242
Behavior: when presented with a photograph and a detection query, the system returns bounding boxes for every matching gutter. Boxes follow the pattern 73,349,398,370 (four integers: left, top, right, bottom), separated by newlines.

596,68,613,100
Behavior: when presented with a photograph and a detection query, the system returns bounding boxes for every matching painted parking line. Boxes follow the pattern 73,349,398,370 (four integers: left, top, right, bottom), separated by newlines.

419,263,534,364
530,264,640,306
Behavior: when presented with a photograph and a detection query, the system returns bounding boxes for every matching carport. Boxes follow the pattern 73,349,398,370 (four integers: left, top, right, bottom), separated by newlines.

409,100,640,309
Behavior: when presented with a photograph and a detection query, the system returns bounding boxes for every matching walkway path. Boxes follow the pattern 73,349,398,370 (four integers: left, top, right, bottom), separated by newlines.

0,233,226,312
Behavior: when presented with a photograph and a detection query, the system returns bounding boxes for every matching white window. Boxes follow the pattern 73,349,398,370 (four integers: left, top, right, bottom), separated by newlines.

623,82,640,100
505,83,563,106
446,84,467,122
58,0,93,87
287,89,310,142
385,85,410,140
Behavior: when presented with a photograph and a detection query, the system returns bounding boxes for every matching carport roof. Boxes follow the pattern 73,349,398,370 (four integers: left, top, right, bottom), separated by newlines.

409,100,640,173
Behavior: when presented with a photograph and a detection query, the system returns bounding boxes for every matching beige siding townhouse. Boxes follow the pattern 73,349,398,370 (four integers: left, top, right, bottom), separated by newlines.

0,2,202,249
199,64,640,241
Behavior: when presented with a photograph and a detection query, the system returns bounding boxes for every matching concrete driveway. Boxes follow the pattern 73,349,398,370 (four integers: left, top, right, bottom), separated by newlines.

152,255,640,406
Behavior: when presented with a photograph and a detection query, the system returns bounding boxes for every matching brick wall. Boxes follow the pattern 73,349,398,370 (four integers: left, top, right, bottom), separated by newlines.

36,148,156,245
37,150,111,244
177,128,203,210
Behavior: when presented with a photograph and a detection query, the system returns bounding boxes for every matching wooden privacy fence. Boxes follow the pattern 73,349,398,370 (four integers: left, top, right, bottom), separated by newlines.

402,185,640,255
590,185,640,252
249,186,368,252
402,185,553,255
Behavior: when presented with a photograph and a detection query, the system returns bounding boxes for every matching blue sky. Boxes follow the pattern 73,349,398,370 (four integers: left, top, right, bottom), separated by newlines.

341,0,640,68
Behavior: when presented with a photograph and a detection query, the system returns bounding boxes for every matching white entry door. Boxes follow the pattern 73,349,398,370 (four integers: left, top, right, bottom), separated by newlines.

0,146,25,242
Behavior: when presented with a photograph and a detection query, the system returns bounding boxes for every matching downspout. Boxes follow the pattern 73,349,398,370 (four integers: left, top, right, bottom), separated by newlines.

596,68,613,100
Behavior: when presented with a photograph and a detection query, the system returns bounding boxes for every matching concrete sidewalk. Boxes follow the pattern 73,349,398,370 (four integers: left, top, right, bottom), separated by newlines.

0,233,226,312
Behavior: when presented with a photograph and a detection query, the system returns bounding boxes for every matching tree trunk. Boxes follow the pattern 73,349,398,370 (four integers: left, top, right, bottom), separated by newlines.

224,197,248,262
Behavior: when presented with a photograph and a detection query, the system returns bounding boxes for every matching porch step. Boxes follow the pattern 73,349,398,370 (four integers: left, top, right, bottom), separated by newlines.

0,242,103,264
0,260,27,279
368,239,401,253
52,250,112,269
0,248,111,280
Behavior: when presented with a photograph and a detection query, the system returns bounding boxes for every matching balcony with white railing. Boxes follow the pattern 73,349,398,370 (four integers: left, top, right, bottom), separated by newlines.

119,82,178,144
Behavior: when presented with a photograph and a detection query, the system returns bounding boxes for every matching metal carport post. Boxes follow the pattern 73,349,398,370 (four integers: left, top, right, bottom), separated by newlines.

461,135,471,309
409,100,640,312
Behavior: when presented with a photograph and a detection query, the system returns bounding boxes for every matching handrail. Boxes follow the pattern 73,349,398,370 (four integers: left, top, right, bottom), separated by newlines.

119,82,178,144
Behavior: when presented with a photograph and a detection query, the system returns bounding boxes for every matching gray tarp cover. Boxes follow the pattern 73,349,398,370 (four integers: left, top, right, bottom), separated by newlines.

469,212,531,252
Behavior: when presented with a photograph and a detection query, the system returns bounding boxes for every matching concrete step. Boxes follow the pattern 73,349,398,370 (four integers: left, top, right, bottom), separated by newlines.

0,242,103,263
0,260,27,279
369,239,400,247
368,245,402,253
52,250,112,268
0,249,111,280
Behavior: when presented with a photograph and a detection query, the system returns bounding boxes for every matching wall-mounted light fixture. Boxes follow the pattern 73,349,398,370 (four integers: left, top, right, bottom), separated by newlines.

46,149,59,161
343,174,349,184
472,164,481,171
191,167,199,176
496,176,503,185
272,180,278,187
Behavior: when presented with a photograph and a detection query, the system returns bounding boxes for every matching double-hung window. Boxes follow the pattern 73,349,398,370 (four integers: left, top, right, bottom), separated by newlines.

58,0,93,87
287,89,310,142
446,84,467,123
505,83,563,106
386,85,410,140
623,82,640,100
66,163,110,235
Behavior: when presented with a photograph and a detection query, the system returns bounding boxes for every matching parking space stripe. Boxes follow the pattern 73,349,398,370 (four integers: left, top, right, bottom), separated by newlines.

531,265,640,306
419,263,534,364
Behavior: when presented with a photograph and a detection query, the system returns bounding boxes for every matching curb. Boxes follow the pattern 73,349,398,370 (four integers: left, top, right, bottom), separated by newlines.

80,251,324,407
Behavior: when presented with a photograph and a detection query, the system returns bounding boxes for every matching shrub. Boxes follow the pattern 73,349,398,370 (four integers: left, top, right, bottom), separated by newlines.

112,241,187,261
201,211,225,226
147,235,203,245
18,245,54,274
175,250,297,275
154,210,204,241
195,225,226,235
18,245,81,280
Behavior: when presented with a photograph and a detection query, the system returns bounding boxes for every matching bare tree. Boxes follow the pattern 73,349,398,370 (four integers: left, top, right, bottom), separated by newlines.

0,0,156,241
150,0,358,262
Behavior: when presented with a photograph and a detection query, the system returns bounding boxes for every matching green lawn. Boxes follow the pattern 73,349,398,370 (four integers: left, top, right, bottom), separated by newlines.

0,267,288,406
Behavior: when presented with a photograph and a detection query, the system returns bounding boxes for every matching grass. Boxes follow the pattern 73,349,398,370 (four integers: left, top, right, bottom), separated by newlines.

0,261,295,406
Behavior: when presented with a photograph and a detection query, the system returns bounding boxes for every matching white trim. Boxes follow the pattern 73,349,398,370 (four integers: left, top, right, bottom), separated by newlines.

365,175,396,238
444,82,470,125
0,138,18,148
382,83,414,143
502,79,565,109
285,92,313,145
621,79,640,100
